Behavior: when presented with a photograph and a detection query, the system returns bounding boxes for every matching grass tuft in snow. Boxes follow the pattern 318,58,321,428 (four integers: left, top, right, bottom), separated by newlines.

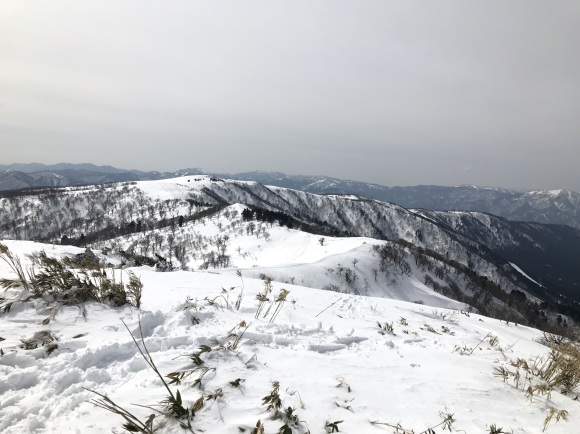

262,381,283,418
454,333,502,356
20,330,58,355
86,388,157,434
335,377,352,393
487,423,509,434
255,277,273,319
277,406,308,434
0,242,33,293
88,319,199,433
491,331,580,431
543,407,569,432
260,382,311,432
254,276,290,322
324,420,343,433
0,243,144,317
250,419,264,434
377,320,395,335
222,320,251,351
235,269,245,311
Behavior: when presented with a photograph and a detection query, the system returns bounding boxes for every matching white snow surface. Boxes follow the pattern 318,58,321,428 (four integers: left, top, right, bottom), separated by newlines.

1,238,579,433
510,262,545,288
105,202,465,310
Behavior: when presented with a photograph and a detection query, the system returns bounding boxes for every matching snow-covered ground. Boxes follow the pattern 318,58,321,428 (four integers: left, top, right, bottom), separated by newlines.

1,240,579,433
105,202,467,310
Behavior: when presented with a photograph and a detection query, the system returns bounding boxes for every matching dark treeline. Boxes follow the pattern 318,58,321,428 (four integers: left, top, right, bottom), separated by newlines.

62,205,227,247
0,182,133,199
241,205,352,238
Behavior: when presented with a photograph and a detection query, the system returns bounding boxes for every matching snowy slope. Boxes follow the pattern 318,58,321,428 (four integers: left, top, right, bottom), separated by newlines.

1,241,579,433
99,202,466,309
1,176,579,330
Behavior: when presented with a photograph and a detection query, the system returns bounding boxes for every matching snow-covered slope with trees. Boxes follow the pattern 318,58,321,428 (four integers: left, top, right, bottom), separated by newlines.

1,176,579,329
2,164,580,229
228,172,580,229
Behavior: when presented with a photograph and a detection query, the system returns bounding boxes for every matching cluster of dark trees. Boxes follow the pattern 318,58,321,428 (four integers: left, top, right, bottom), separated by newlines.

372,243,412,276
241,207,294,228
240,205,353,238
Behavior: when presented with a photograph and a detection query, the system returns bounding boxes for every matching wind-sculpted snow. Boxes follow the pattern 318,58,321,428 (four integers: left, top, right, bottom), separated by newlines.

1,241,579,433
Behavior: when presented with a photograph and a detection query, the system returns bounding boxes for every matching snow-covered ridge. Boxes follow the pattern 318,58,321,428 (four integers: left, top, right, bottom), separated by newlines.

1,175,580,319
226,171,580,229
2,165,580,228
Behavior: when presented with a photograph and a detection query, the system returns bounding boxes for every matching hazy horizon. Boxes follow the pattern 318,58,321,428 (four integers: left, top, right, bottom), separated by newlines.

0,160,572,193
2,1,579,191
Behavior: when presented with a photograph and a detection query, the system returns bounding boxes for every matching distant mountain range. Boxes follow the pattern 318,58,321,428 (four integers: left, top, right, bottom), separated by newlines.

227,171,580,230
0,163,207,191
1,163,579,229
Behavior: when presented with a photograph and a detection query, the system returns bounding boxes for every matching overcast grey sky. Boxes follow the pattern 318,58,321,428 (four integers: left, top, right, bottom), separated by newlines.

1,1,579,191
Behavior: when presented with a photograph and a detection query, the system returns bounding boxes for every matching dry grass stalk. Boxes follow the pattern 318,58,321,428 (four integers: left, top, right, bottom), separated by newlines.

20,330,58,355
370,410,455,433
262,381,283,418
421,324,439,334
0,244,144,314
255,277,273,318
378,321,395,335
88,319,200,432
325,420,343,433
543,407,568,432
86,388,156,434
251,420,265,434
235,269,244,311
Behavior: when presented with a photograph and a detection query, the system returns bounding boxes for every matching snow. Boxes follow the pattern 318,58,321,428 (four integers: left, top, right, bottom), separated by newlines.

1,240,579,433
102,202,465,310
510,262,544,288
546,190,564,197
134,175,254,201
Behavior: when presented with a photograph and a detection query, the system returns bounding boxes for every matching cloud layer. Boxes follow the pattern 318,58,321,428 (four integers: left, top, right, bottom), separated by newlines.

1,1,579,190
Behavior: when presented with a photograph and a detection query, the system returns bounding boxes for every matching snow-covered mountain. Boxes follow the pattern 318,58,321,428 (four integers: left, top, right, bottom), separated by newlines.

1,175,579,330
2,175,580,434
1,164,580,229
0,163,208,191
228,171,580,230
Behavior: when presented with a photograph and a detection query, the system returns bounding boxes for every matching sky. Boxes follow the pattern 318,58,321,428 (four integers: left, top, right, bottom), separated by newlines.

1,1,579,191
